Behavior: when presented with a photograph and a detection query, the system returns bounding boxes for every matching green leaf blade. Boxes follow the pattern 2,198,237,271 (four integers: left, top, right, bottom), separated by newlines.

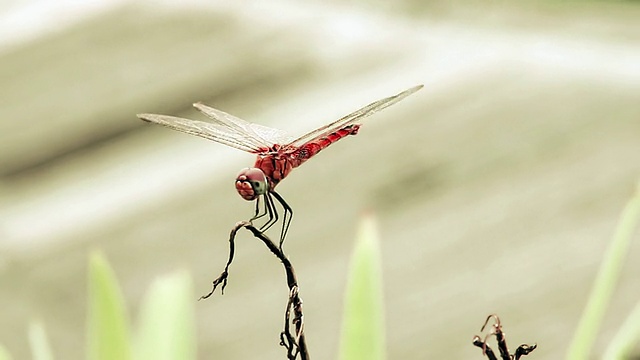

603,300,640,360
0,344,13,360
87,252,133,360
339,214,386,360
135,270,196,360
566,182,640,360
29,321,54,360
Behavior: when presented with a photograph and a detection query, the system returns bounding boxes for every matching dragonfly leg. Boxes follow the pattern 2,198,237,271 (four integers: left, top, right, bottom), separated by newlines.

259,192,279,233
271,191,293,250
250,196,268,223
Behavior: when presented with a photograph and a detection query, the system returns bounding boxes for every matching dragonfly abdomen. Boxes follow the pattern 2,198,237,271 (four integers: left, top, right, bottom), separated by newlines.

295,124,360,163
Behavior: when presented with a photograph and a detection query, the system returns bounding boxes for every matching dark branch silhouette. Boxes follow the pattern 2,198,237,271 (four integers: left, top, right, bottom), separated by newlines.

472,314,537,360
199,221,309,360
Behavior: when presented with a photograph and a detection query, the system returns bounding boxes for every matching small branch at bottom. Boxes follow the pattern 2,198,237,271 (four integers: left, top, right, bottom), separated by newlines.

472,314,537,360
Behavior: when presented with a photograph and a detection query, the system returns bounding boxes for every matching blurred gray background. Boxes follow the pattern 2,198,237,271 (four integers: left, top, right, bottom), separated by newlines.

1,1,639,359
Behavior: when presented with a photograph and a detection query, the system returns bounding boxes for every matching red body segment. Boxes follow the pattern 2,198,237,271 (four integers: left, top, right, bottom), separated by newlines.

254,124,360,190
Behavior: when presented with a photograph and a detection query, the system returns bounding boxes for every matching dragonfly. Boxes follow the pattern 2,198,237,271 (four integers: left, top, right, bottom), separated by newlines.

137,84,423,248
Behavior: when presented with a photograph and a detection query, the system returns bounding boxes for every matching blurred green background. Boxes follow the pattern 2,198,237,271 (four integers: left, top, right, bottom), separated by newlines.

1,1,639,359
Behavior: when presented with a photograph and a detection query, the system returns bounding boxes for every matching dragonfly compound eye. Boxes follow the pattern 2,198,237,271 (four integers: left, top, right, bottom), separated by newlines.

235,168,269,200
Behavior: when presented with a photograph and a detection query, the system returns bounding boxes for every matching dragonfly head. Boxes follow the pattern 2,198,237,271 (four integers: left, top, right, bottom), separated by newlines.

235,168,269,201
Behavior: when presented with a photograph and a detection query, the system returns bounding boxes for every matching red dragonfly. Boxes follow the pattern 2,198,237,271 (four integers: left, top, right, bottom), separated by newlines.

138,84,422,247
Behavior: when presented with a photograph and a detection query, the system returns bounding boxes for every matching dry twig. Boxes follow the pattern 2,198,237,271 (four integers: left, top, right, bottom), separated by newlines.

199,221,309,360
472,314,537,360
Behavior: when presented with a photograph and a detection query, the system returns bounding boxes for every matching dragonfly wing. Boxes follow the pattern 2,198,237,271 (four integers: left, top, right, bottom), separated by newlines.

193,102,291,148
286,84,423,148
137,113,264,153
249,123,294,145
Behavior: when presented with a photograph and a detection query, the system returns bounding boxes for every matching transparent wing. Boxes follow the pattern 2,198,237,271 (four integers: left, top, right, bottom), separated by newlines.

285,84,423,148
193,102,293,147
137,113,265,153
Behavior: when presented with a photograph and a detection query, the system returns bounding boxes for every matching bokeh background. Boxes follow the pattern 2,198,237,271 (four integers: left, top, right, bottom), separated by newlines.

1,1,639,359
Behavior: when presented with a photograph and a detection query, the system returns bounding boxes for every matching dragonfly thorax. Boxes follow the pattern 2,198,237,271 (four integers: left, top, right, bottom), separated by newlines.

235,168,269,201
